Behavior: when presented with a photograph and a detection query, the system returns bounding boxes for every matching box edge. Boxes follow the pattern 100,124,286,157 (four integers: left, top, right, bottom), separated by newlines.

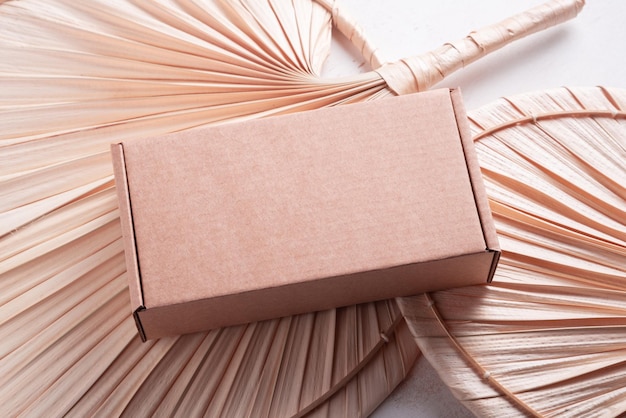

111,143,146,336
487,250,501,284
450,88,501,254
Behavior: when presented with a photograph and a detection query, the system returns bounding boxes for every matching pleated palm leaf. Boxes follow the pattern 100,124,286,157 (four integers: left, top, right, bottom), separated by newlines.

399,85,626,417
0,0,584,416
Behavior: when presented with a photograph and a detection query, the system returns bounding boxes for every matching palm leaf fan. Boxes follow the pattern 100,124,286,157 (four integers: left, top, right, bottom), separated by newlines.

0,0,583,416
398,85,626,417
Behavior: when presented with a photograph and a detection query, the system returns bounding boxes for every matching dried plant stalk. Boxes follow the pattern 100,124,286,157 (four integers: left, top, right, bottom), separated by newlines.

399,86,626,417
381,0,584,93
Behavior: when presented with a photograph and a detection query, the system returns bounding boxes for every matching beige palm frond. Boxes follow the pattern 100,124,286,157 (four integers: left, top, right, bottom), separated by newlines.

399,86,626,417
1,0,584,416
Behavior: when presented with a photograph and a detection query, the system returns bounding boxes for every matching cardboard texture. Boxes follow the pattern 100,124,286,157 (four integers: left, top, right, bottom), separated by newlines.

112,88,500,340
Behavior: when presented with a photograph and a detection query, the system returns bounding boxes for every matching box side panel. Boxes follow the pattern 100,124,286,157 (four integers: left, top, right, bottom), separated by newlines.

111,143,144,311
138,252,495,340
450,88,500,252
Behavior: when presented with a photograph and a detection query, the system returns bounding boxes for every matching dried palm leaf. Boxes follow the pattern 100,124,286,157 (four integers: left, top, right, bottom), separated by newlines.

0,0,583,416
399,85,626,417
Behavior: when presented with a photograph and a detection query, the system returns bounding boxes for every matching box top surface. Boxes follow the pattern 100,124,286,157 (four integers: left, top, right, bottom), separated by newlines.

116,89,490,309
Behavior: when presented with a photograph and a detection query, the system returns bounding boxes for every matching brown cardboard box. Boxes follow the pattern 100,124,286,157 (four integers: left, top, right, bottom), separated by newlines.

112,88,499,341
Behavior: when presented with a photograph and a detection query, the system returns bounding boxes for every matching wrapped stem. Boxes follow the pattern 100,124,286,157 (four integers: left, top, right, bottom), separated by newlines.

375,0,585,94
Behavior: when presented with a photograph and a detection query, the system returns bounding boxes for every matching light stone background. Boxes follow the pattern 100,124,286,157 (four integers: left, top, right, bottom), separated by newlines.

321,1,626,416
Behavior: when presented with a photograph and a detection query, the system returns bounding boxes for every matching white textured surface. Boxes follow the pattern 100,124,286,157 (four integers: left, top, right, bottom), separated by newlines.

322,1,626,416
371,356,473,418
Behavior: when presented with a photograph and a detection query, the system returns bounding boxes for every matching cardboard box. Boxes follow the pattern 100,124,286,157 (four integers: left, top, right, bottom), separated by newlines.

112,88,499,341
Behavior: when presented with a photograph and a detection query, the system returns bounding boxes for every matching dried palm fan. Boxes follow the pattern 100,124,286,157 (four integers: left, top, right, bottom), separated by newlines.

0,0,583,416
399,85,626,417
